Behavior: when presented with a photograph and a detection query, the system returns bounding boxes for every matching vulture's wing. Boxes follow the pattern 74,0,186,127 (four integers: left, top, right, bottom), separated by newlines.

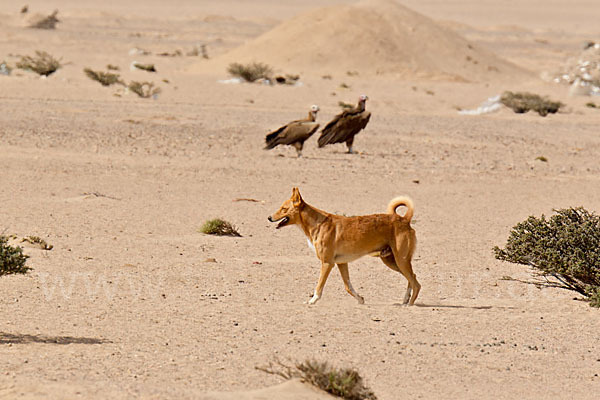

265,121,319,150
318,110,371,147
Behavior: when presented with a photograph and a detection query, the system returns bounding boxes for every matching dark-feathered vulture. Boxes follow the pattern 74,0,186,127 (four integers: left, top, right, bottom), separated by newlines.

264,105,320,157
318,95,371,154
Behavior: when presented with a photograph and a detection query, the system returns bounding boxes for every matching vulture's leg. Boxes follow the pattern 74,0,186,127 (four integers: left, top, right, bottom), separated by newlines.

345,137,355,154
293,142,303,157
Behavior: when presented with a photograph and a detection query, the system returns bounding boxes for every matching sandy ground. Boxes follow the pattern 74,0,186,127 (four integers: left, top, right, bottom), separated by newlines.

1,1,600,399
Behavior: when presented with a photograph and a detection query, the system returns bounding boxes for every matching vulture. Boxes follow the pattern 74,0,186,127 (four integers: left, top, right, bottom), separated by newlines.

318,95,371,154
264,105,320,157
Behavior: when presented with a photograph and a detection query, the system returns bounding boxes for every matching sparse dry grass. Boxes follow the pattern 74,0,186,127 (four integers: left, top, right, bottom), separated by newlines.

338,101,354,110
257,359,377,400
16,51,61,76
128,81,161,98
500,91,563,117
199,219,241,237
227,62,272,82
84,68,123,86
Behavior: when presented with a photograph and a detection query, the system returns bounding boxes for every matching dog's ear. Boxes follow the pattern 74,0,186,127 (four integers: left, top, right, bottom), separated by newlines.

292,187,303,206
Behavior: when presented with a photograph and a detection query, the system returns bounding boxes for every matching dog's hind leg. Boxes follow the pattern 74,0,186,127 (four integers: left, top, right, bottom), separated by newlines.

381,254,411,305
337,263,364,304
308,261,335,304
390,237,420,305
394,258,420,305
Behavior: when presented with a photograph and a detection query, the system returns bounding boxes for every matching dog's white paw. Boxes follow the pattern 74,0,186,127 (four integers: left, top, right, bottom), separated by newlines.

357,296,365,305
308,294,320,305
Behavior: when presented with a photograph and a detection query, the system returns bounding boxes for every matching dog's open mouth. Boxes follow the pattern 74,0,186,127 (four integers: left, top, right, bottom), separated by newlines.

274,216,289,229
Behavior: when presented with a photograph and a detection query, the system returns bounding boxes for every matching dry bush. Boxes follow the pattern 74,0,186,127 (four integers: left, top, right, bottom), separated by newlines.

199,219,241,237
132,62,156,72
257,359,377,400
227,62,273,82
84,68,123,86
16,51,61,76
28,10,59,29
500,91,563,117
106,64,120,71
128,81,161,98
0,235,30,276
494,207,600,307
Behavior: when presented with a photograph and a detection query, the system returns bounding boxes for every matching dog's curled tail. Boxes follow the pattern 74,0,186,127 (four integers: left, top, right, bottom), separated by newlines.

387,196,414,222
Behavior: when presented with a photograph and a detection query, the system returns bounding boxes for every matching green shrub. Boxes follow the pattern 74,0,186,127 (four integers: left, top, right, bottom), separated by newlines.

257,359,377,400
0,236,30,276
16,51,61,76
494,207,600,307
500,91,563,117
227,62,272,82
199,219,241,237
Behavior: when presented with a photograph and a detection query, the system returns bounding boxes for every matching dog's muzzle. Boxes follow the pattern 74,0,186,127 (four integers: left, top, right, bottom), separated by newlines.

268,216,289,229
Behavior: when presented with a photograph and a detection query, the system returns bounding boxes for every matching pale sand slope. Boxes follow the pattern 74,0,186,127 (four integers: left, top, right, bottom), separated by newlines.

1,0,600,399
194,0,530,81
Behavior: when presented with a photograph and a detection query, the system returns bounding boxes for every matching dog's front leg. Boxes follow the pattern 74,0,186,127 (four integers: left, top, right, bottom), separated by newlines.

308,261,334,304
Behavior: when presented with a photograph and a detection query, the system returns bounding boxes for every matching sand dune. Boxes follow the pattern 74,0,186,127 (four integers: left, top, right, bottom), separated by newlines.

199,379,337,400
194,0,531,81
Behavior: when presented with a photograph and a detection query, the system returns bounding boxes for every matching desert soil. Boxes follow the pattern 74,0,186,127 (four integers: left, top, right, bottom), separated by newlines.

1,0,600,399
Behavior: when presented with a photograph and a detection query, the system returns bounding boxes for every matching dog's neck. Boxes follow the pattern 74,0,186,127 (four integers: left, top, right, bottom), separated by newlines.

296,202,329,241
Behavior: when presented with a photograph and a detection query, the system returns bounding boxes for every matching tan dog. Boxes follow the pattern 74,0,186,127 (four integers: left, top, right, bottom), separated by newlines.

268,188,420,305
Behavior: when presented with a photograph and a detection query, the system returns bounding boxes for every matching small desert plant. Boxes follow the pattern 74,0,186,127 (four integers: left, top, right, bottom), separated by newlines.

227,62,273,82
500,91,563,117
338,101,354,110
128,81,161,98
0,235,30,276
16,51,61,76
257,359,377,400
132,62,156,72
106,64,120,71
22,236,53,250
199,219,241,237
586,102,598,109
494,207,600,307
28,10,59,29
84,68,123,86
